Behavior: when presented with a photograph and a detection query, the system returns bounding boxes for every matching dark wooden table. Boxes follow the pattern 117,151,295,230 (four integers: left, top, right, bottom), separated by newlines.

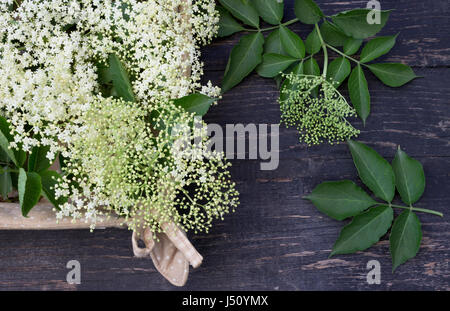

0,0,448,290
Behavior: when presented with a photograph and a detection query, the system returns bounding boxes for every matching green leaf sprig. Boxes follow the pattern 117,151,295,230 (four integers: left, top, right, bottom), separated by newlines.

217,0,419,142
305,140,443,272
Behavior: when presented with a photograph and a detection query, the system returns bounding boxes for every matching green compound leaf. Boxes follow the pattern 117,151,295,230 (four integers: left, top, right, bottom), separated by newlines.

108,54,136,102
347,140,395,203
343,37,363,55
331,205,393,256
392,147,425,205
305,180,377,221
264,29,287,55
305,27,321,55
367,63,418,87
279,25,305,59
360,34,398,63
331,9,390,39
40,170,67,210
173,93,216,117
294,0,324,25
217,5,245,37
221,32,264,93
390,210,422,272
219,0,259,28
348,65,370,124
320,21,349,47
253,0,283,25
28,145,52,173
327,57,351,87
256,53,298,78
18,168,42,217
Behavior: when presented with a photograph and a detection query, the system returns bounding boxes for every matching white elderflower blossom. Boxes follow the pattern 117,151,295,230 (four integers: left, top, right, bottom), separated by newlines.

1,0,238,234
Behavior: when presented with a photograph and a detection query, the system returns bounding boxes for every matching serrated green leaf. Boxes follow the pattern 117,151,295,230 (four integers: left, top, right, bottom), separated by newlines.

343,37,362,55
18,168,42,217
264,29,287,55
348,65,370,124
217,5,245,37
390,210,422,272
279,25,305,59
108,54,136,102
257,53,298,78
332,9,390,39
40,170,67,209
173,94,216,116
348,140,395,202
221,32,264,93
320,21,349,47
360,35,398,63
306,180,377,221
28,145,52,173
327,57,351,87
367,63,418,87
0,166,12,200
253,0,283,25
331,205,393,256
392,147,425,205
305,28,321,55
219,0,259,28
294,0,324,24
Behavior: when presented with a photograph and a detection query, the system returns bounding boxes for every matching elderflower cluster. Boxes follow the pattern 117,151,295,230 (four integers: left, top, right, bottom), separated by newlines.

0,0,220,156
0,0,237,234
279,74,360,145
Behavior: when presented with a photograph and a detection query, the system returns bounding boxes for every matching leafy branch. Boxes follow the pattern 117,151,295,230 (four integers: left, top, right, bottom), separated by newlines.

217,0,419,142
305,140,443,272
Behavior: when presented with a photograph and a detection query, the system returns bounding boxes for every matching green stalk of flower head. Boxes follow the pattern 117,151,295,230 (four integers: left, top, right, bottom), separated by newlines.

279,73,360,146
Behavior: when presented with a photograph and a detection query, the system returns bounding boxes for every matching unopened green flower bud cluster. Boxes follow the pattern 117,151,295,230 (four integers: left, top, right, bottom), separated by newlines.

279,73,360,145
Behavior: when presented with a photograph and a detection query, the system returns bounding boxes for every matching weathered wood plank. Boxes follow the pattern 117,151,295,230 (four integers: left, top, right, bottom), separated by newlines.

0,0,448,291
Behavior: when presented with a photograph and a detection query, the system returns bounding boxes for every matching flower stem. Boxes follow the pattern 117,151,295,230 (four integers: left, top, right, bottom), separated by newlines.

315,23,328,78
244,18,300,32
380,203,443,217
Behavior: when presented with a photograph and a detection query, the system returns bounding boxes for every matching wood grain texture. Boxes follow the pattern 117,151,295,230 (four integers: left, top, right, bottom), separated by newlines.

0,0,449,290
